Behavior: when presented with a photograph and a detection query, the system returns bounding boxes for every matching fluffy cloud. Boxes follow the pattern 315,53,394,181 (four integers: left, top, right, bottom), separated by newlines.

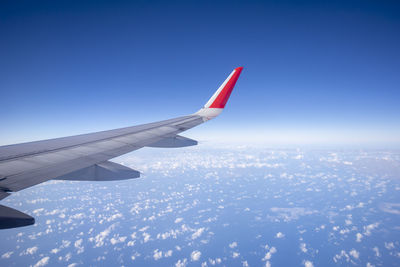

21,246,38,256
107,213,123,222
276,232,285,238
300,243,307,253
356,233,363,242
385,242,395,250
153,249,163,260
262,247,277,261
192,228,205,240
270,207,317,221
90,224,116,248
33,256,50,267
191,251,201,261
110,235,127,245
333,250,350,263
165,250,173,257
349,249,359,259
364,223,379,236
74,239,84,254
143,233,151,243
229,242,238,248
175,218,184,223
373,247,380,257
304,260,314,267
175,258,188,267
1,251,13,259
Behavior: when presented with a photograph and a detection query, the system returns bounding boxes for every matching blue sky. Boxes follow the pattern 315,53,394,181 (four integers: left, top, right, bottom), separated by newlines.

1,0,399,146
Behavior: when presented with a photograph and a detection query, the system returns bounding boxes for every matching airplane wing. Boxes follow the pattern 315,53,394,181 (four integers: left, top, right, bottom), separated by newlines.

0,67,243,229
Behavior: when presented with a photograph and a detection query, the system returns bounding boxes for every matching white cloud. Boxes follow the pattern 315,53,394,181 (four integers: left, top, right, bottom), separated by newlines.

385,242,395,250
131,232,137,239
74,239,84,254
364,222,379,236
380,202,400,215
270,207,316,221
349,249,359,259
70,213,85,220
229,242,238,248
373,247,380,257
300,243,307,253
1,251,13,259
175,218,184,223
175,258,188,267
23,246,38,255
276,232,285,238
232,252,240,258
293,154,303,160
139,226,149,232
65,252,72,262
165,250,173,257
262,252,272,261
107,213,123,222
191,251,201,261
356,233,363,242
143,232,151,243
90,224,116,248
333,250,350,263
153,249,163,260
262,247,277,261
62,240,71,248
192,228,205,240
208,258,217,265
242,261,249,267
33,256,50,267
131,252,140,261
304,260,314,267
110,235,127,245
32,208,45,215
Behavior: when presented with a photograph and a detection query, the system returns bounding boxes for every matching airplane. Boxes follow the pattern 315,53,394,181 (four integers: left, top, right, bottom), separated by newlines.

0,67,243,229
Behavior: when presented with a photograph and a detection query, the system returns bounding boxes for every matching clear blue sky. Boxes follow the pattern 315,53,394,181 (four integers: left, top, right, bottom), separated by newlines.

1,0,399,146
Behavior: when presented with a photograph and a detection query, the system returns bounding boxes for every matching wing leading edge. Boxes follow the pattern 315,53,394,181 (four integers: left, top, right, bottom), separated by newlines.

0,67,243,229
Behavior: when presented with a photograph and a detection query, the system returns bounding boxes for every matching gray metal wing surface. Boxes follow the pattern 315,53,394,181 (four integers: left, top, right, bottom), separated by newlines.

0,67,243,229
0,115,203,194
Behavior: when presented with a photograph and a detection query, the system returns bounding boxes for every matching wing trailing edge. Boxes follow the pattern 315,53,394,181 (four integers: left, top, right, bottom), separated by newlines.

54,161,140,181
146,135,197,148
0,204,35,229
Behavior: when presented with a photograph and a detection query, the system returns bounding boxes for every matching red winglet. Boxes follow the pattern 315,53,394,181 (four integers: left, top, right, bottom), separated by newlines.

209,67,243,108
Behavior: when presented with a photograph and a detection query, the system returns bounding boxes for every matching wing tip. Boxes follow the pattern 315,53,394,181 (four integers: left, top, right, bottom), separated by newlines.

208,66,243,109
235,66,244,72
195,66,243,120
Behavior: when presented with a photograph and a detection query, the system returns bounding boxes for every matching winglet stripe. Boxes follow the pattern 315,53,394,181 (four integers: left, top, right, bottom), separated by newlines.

205,67,243,109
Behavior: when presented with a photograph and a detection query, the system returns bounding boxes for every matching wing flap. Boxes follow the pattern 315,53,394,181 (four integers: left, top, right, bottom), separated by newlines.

54,161,140,181
0,204,35,229
146,135,198,148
